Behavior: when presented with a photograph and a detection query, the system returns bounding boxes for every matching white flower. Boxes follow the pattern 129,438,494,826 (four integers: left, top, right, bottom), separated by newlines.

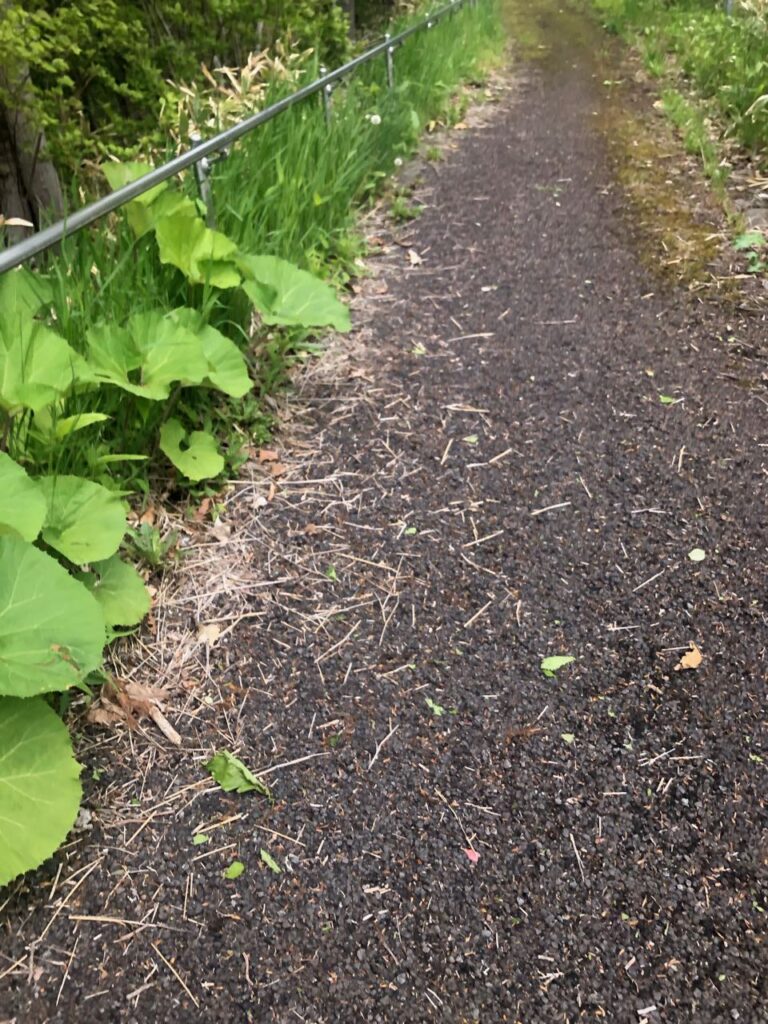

394,157,403,167
369,113,382,126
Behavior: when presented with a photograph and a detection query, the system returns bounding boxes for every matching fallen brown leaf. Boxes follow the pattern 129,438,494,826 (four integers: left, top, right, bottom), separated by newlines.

674,641,703,672
259,448,279,462
270,462,287,478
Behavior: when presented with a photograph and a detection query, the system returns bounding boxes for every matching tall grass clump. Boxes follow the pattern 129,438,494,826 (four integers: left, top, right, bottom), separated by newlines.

592,0,768,158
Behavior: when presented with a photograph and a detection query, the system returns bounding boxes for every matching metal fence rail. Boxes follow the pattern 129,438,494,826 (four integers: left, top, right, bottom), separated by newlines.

0,0,476,275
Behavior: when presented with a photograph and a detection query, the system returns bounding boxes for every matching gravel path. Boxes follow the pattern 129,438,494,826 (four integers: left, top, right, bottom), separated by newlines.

3,6,767,1023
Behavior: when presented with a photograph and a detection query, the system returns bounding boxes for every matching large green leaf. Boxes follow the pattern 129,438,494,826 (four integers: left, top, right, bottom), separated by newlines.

238,253,351,331
0,317,80,413
159,419,224,481
0,536,105,698
85,311,209,400
155,204,241,288
0,268,52,324
79,555,150,627
170,308,251,398
0,452,46,541
39,475,126,563
0,696,82,887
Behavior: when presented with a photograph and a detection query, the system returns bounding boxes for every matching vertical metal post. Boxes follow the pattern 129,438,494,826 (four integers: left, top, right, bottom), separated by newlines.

189,132,216,228
320,66,333,125
385,34,395,90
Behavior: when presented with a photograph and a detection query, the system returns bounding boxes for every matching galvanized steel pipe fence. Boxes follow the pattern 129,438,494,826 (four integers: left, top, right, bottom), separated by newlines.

0,0,478,275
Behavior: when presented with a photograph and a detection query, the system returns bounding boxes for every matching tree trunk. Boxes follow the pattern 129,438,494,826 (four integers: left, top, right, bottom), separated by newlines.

0,43,64,246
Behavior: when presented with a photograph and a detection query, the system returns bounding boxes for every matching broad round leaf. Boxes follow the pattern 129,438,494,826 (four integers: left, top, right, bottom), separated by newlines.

39,475,127,563
0,452,46,541
0,318,80,412
170,308,251,398
159,419,224,481
0,267,52,323
238,253,351,332
0,536,105,698
155,205,241,288
86,312,209,400
0,696,82,887
80,555,150,627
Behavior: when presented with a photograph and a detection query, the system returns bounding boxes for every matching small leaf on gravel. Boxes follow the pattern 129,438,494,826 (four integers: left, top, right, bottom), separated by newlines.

407,249,423,266
192,833,210,846
223,860,245,879
463,435,479,444
464,848,480,864
205,750,271,797
404,526,418,536
688,548,706,562
541,655,575,678
674,642,702,672
658,394,677,405
425,696,445,716
260,849,282,874
733,230,765,250
561,732,576,745
325,565,337,581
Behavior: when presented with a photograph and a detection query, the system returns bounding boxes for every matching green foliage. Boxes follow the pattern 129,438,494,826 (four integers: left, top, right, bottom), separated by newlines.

0,453,47,541
78,555,151,627
592,0,768,155
159,419,225,481
540,655,575,678
0,0,350,174
0,536,105,699
205,750,271,796
0,697,82,888
0,0,502,888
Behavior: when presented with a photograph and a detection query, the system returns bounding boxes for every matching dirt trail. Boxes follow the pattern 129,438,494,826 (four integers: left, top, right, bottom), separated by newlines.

2,4,767,1022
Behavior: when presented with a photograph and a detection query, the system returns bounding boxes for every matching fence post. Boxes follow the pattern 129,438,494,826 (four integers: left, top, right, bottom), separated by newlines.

385,33,396,90
320,66,334,125
189,132,216,228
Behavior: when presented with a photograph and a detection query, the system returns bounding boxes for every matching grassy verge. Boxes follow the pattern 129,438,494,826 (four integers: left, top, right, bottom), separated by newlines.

40,0,504,490
0,0,507,890
591,0,768,164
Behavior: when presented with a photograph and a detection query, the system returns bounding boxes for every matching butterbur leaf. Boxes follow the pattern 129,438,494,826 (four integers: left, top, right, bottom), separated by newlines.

159,419,224,481
541,655,575,678
238,253,351,331
0,267,52,323
155,204,241,288
86,312,209,401
39,475,126,563
205,750,271,797
260,849,282,874
169,308,251,398
0,317,80,412
0,452,46,541
224,861,245,879
0,537,105,698
79,555,150,627
0,696,82,887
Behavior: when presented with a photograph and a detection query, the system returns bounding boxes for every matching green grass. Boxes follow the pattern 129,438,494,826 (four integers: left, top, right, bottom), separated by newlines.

660,88,729,189
15,0,503,491
592,0,768,157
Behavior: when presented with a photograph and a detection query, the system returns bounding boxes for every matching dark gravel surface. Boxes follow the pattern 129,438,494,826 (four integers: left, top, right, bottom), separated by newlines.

3,6,768,1023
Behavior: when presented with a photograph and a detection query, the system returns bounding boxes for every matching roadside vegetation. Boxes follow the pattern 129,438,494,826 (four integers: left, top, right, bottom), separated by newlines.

592,0,768,172
0,0,503,891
